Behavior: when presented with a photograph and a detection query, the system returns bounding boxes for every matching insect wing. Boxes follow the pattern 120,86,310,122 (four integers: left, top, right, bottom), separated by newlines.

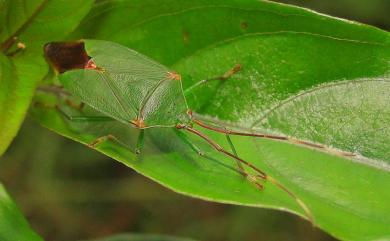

59,40,189,127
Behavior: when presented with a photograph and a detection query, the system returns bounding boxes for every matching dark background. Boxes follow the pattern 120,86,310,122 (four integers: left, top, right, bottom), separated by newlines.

1,1,389,241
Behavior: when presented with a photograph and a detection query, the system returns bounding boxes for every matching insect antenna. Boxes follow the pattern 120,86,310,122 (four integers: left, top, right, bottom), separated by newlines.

177,124,313,223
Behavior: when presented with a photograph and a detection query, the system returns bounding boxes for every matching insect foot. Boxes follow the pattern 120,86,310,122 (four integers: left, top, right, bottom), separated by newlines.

176,123,187,129
65,99,85,111
246,174,265,190
88,135,116,148
33,101,56,110
222,63,242,79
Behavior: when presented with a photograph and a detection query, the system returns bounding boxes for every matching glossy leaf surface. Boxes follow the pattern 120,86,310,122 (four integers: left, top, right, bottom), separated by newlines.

33,0,390,240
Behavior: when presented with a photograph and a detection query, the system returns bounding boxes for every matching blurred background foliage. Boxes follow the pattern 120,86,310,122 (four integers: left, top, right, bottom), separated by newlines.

0,1,389,241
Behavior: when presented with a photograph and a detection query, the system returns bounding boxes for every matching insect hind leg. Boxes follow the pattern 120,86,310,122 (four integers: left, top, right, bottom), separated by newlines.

176,125,266,187
178,124,313,221
34,102,129,150
37,85,86,111
135,129,145,155
174,129,263,189
225,133,266,189
225,134,244,172
174,129,205,157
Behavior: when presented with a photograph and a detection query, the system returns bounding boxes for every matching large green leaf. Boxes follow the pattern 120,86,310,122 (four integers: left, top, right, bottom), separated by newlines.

0,0,93,155
0,183,44,241
32,0,390,240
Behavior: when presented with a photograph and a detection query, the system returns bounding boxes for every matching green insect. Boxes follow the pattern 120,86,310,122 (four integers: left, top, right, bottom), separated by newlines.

44,39,314,221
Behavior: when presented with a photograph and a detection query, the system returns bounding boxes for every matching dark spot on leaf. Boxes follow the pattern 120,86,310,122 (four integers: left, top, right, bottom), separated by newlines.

182,30,190,44
240,21,248,30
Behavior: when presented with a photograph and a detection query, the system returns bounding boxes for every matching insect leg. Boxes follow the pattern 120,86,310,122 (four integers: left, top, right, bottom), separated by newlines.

225,134,244,172
226,133,268,189
192,118,288,140
88,134,118,148
37,85,70,97
192,117,355,158
179,125,266,179
179,125,313,222
135,129,145,155
52,106,127,148
174,129,205,156
184,64,241,96
37,85,85,111
174,129,256,181
34,102,133,151
54,105,113,122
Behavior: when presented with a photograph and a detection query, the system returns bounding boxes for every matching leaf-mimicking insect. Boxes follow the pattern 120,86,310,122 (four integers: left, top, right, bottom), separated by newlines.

43,39,314,221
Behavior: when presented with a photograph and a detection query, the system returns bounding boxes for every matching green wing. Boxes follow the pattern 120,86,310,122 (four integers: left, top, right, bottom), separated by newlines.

59,40,190,127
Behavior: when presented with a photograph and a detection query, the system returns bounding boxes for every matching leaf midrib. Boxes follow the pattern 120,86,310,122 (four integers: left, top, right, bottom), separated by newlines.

250,78,390,127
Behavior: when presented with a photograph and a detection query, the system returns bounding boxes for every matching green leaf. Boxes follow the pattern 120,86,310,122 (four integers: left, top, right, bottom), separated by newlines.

82,233,197,241
33,0,390,240
0,183,44,241
0,0,94,156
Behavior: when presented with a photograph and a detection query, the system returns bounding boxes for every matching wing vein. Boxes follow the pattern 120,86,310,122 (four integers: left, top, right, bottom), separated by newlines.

98,72,136,121
139,77,169,120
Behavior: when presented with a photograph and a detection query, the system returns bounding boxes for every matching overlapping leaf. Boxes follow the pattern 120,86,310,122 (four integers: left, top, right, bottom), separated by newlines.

0,183,44,241
0,0,93,155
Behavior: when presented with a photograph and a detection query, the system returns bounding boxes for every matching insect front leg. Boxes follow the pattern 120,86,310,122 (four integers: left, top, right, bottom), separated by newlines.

178,125,266,190
52,106,128,149
184,64,241,96
174,129,205,156
225,134,244,172
88,134,118,148
225,133,266,189
37,85,85,111
174,129,248,175
35,102,125,148
180,125,313,220
135,129,145,155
